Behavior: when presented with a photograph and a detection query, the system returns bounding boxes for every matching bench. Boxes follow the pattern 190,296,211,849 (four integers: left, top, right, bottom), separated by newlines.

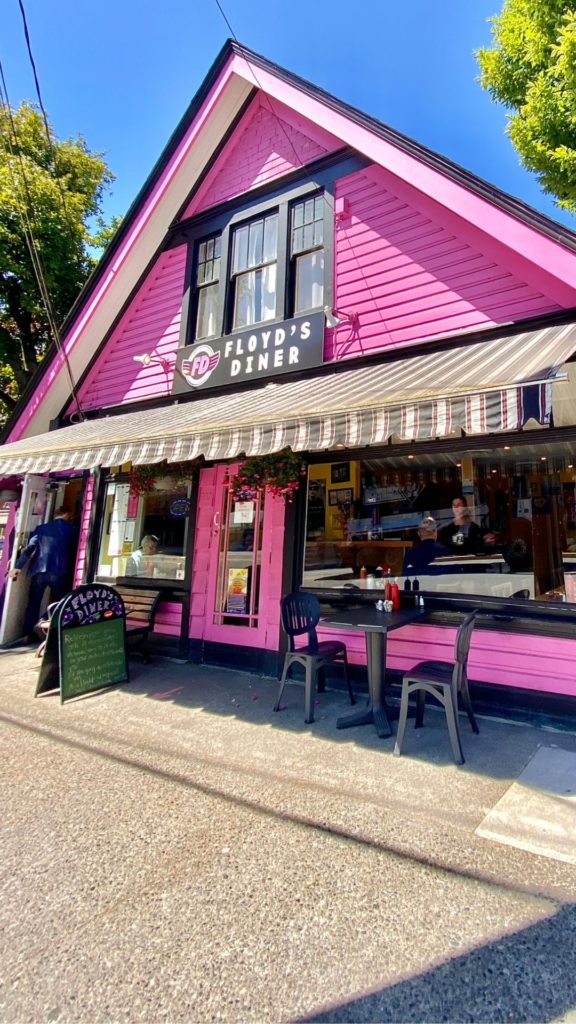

115,586,163,662
35,585,164,661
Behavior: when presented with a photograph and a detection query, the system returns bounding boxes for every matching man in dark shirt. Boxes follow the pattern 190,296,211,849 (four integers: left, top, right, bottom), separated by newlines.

403,516,451,575
10,507,76,641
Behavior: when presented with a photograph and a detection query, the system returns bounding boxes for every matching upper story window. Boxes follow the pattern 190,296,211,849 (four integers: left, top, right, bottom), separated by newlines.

291,196,324,314
231,212,278,329
195,234,221,340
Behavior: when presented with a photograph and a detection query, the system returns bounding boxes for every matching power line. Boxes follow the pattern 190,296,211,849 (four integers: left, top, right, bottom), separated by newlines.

0,60,84,417
210,7,394,347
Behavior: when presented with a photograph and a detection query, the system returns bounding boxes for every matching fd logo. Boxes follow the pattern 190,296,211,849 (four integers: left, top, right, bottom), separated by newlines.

181,345,221,387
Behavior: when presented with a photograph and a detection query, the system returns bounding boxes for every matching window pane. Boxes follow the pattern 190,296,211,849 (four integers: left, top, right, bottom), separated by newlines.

295,251,324,313
214,236,221,258
263,214,278,262
96,479,190,583
293,203,304,228
197,262,206,285
206,238,214,260
314,196,323,220
248,219,263,268
196,282,219,339
314,219,324,246
304,198,314,223
233,265,277,328
292,226,304,255
233,224,249,273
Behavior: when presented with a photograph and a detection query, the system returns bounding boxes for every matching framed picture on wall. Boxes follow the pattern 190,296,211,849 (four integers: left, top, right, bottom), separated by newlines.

329,488,353,506
331,463,350,484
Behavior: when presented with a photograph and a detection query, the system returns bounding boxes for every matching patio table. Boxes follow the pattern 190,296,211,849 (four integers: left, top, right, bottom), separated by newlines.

321,605,425,738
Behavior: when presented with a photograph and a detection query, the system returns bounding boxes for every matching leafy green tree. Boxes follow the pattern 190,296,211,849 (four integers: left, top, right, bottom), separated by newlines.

477,0,576,214
0,102,117,418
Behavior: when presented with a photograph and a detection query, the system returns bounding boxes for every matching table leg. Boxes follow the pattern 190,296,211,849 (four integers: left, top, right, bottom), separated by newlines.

368,631,392,738
336,630,392,738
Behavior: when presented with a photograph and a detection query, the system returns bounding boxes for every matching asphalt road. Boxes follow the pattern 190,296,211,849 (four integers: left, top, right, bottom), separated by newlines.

1,647,576,1023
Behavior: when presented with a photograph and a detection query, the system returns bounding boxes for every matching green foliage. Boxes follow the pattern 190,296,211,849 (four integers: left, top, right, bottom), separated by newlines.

477,0,576,214
128,461,199,498
0,102,116,421
229,449,306,502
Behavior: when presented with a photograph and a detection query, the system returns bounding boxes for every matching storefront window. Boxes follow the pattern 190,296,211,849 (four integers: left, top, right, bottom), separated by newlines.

96,477,191,583
303,453,576,604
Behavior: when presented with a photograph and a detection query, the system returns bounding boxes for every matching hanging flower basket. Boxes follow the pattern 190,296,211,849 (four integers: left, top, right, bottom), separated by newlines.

128,460,200,498
229,449,306,503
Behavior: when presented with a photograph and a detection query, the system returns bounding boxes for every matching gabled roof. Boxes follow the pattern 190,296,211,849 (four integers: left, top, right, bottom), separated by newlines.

6,39,576,445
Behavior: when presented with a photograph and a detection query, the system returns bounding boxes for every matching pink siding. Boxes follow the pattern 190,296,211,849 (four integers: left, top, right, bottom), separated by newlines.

71,246,187,413
326,166,562,360
318,623,576,699
73,474,95,586
154,600,183,638
0,502,17,581
182,95,339,219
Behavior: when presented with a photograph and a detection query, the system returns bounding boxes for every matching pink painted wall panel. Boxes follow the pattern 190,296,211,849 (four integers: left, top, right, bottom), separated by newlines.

318,623,576,699
183,95,339,219
72,246,187,412
73,474,95,587
154,601,183,637
326,167,562,360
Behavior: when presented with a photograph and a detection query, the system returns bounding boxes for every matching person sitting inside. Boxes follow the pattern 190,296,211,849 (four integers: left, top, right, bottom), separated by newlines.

125,534,159,577
403,516,451,575
439,497,496,555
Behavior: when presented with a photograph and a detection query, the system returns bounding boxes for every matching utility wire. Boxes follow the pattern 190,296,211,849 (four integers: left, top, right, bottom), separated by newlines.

211,2,394,348
0,59,83,416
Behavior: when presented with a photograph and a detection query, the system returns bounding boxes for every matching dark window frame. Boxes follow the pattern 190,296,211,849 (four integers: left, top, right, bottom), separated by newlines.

178,153,368,350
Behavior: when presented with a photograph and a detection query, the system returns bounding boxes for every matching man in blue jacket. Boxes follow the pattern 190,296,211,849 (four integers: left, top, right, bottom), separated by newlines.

10,506,76,642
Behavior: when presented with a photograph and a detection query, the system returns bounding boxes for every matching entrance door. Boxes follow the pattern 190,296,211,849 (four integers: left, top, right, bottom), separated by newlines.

0,475,49,645
200,464,281,650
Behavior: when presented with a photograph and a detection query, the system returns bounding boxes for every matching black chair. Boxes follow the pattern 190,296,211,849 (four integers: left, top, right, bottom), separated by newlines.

393,611,479,765
274,592,356,723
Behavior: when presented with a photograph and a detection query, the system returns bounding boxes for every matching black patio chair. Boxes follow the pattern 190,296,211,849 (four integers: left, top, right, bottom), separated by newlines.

273,591,356,723
393,611,479,765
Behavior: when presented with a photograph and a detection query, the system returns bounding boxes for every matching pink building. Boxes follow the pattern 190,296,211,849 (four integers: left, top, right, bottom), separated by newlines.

3,41,576,718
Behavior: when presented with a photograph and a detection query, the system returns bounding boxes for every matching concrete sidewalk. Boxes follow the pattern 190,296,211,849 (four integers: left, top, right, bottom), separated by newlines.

2,648,576,1023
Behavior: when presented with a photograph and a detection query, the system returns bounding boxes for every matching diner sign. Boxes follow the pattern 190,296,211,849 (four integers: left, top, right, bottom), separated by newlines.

36,584,129,702
173,312,324,394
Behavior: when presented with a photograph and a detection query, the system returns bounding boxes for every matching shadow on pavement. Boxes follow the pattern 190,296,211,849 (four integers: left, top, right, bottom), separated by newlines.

300,902,576,1023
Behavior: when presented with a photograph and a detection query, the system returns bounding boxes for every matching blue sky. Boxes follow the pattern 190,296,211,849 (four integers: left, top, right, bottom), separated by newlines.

3,0,575,231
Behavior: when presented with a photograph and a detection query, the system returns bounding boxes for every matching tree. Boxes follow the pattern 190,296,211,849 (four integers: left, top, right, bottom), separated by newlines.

477,0,576,214
0,102,117,419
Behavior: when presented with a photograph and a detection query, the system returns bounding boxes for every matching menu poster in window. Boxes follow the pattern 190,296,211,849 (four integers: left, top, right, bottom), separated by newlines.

227,568,249,614
233,501,254,525
109,484,130,556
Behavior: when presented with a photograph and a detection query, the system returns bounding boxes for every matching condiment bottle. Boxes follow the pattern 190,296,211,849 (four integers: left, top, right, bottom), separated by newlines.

404,578,412,592
384,579,392,601
359,565,367,580
391,578,400,611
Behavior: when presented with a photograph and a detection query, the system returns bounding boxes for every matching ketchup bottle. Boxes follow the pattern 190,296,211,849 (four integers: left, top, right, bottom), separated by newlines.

384,579,392,602
391,578,401,611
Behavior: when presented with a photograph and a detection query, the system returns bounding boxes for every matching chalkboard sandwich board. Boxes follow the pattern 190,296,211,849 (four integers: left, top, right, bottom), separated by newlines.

36,584,129,703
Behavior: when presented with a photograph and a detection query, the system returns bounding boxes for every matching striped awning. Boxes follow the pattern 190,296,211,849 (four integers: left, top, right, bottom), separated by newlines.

1,322,575,475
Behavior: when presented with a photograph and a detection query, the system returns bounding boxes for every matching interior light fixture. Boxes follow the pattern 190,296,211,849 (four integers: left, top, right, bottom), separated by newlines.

541,456,547,461
324,306,358,329
133,352,172,371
